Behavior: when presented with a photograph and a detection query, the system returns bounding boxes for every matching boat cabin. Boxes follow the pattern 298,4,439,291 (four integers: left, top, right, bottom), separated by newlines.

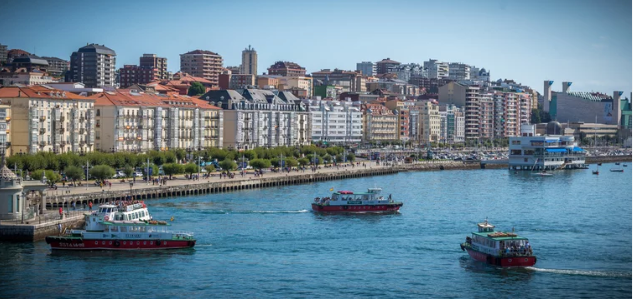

469,219,532,257
329,188,386,202
85,203,152,231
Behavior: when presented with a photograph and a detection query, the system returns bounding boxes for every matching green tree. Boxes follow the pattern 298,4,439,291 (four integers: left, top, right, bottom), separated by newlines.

89,165,115,183
188,82,206,96
298,158,310,166
31,169,45,180
184,163,199,176
285,158,298,167
249,159,271,169
219,159,237,171
44,170,61,187
152,152,166,166
162,163,184,179
64,166,84,184
204,164,216,173
346,153,356,162
174,149,187,162
164,152,177,164
123,165,134,178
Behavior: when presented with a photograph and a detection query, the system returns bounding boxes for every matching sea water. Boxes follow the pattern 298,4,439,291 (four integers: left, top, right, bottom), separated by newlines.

1,163,631,298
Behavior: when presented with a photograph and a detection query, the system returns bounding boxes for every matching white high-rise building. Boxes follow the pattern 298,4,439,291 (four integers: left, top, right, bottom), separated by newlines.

304,98,363,144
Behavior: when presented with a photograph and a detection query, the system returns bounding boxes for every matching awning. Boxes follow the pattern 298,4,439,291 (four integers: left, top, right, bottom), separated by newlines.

572,146,585,152
546,148,567,153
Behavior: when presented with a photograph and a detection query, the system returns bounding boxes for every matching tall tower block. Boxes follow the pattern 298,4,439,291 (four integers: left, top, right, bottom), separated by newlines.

613,91,623,127
543,80,553,113
562,82,572,93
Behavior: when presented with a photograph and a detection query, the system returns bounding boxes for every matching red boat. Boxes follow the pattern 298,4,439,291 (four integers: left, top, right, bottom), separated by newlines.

460,219,536,267
311,187,403,213
45,203,195,250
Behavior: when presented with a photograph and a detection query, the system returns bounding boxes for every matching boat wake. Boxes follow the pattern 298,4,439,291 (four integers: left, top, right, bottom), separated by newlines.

526,267,631,278
205,209,309,215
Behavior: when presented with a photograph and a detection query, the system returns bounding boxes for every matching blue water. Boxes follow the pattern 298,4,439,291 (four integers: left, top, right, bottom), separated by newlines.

1,163,631,298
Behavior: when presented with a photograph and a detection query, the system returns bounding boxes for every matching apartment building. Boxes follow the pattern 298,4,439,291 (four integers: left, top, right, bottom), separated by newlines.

267,61,306,77
0,103,10,155
180,50,223,87
119,65,159,88
91,90,223,152
480,93,494,140
241,45,257,76
69,44,116,88
356,61,376,76
304,98,362,144
0,85,95,154
140,54,167,80
42,57,69,78
202,89,311,149
311,69,364,93
375,58,400,75
416,100,441,144
362,103,398,142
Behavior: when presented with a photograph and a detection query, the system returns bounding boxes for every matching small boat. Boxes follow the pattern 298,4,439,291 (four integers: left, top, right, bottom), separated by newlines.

592,170,599,175
531,172,553,176
460,219,536,267
610,168,624,172
615,162,620,165
46,202,195,250
312,187,402,213
597,163,602,166
623,164,628,167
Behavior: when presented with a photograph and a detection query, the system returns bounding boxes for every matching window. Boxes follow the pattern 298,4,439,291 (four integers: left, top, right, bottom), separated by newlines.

16,195,19,212
8,195,13,213
96,109,101,116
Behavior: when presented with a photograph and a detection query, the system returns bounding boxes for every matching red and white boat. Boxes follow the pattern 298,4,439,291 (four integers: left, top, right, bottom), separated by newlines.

311,187,403,213
460,219,536,267
45,203,195,250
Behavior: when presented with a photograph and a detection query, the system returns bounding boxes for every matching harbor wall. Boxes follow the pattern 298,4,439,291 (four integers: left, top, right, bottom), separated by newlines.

0,214,85,242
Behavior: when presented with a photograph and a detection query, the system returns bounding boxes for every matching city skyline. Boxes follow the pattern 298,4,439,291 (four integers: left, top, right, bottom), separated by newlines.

0,0,630,96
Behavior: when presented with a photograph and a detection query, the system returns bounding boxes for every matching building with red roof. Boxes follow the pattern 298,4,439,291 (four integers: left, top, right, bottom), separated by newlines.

89,89,222,152
0,85,95,155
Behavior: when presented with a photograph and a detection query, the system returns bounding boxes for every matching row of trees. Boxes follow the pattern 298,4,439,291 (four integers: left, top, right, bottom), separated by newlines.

6,145,355,183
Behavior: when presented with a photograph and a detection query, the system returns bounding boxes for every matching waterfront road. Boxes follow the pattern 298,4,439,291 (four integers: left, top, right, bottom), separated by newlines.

51,160,409,197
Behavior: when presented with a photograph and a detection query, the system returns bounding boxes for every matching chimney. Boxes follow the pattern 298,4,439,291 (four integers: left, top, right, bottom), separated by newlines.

613,91,623,127
562,82,572,93
543,80,553,113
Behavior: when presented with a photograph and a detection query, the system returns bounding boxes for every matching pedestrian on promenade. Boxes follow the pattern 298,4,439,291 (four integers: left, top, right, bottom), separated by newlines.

59,207,63,219
89,201,93,211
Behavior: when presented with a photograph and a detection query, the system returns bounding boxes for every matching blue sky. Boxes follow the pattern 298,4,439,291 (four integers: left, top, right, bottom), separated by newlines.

0,0,630,96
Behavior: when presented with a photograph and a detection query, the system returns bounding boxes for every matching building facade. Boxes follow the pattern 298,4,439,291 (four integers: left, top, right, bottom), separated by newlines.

69,44,116,88
119,65,159,88
179,50,223,87
241,45,257,76
305,98,362,144
42,57,69,78
362,103,398,142
0,44,7,65
0,85,95,154
139,54,167,80
91,90,222,152
202,89,311,149
356,61,376,76
267,61,306,77
311,69,364,93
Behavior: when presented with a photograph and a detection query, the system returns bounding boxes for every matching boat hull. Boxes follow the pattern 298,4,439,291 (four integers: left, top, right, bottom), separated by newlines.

311,203,402,213
45,236,196,250
463,246,536,267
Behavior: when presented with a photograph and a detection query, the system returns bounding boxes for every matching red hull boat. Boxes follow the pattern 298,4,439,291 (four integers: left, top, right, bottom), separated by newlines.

312,187,403,213
460,219,536,267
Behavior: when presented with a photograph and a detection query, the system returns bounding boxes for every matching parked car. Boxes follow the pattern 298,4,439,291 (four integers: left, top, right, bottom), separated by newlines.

134,171,143,177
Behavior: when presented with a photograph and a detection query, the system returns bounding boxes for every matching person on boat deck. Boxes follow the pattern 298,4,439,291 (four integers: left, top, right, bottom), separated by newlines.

388,194,392,200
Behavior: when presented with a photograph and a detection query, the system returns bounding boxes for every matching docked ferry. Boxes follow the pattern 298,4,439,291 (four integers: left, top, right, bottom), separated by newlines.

460,219,536,267
45,202,195,250
311,187,403,213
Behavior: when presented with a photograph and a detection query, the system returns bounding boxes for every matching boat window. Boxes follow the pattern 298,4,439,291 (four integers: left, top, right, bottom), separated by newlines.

120,227,127,232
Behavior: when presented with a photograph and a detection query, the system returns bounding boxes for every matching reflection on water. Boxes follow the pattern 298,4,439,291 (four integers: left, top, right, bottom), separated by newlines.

458,255,535,282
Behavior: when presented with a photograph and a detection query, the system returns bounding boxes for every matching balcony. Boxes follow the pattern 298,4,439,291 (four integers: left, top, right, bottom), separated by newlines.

40,128,46,134
40,116,46,122
60,116,65,122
